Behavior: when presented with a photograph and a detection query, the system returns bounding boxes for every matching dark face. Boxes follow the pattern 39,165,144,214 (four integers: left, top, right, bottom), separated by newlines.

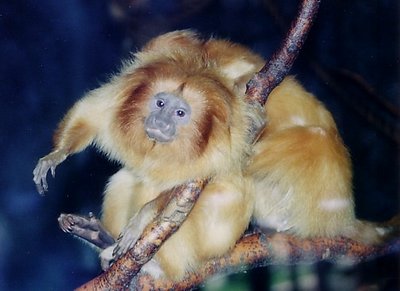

144,92,192,143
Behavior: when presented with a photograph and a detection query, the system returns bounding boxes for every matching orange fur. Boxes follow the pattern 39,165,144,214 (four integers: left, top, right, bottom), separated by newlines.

35,30,391,281
38,30,261,279
248,77,390,244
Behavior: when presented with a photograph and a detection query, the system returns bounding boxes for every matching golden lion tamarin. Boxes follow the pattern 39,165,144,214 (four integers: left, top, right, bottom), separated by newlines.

33,30,395,280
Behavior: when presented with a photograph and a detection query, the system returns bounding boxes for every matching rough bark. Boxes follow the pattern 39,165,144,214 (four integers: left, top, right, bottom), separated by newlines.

246,0,321,105
131,232,400,291
76,179,208,290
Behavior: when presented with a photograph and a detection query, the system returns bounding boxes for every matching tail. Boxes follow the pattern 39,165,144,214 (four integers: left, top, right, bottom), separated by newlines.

346,214,400,245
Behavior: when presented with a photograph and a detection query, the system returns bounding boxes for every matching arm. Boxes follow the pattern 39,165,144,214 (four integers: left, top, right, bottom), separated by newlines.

33,82,118,194
101,188,175,269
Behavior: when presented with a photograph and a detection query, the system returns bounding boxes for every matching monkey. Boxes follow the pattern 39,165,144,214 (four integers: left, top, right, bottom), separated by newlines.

33,30,265,280
33,30,397,281
247,77,394,244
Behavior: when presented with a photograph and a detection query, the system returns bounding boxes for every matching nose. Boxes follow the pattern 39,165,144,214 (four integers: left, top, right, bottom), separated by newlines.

154,117,170,131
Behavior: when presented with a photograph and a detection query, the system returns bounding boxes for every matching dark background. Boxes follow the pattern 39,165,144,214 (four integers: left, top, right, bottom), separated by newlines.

1,0,398,290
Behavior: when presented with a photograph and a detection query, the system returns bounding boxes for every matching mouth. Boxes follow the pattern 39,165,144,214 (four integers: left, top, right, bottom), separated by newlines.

145,128,174,143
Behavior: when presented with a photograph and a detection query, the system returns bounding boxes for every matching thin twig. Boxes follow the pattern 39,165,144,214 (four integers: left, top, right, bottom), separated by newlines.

333,68,400,118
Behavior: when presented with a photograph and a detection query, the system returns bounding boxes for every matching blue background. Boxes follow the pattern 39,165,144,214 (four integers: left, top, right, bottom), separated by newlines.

1,0,398,290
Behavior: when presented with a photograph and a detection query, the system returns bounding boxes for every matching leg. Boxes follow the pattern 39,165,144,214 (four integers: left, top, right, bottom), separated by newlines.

144,177,253,280
101,168,162,238
100,189,173,270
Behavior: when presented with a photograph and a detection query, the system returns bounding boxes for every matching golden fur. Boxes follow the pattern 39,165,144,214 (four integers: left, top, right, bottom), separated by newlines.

249,77,354,237
37,30,389,280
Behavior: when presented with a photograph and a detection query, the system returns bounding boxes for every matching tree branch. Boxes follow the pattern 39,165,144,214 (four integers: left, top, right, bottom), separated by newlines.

264,0,400,143
246,0,321,105
130,232,400,290
76,179,208,290
76,0,322,289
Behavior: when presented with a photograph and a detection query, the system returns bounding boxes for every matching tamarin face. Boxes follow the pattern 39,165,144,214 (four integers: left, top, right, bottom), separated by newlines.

113,55,246,181
144,92,192,143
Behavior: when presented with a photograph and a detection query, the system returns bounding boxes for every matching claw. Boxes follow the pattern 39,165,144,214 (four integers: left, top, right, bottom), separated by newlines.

113,234,135,259
42,177,48,192
112,244,120,258
36,184,45,196
58,214,76,233
33,149,68,195
100,246,116,271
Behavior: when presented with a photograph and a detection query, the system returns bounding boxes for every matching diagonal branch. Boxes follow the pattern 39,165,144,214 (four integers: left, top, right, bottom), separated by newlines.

76,0,321,289
246,0,321,105
264,0,399,143
76,179,208,290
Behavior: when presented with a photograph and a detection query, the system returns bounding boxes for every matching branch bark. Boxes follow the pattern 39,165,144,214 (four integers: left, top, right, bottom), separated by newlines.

264,0,400,143
130,232,400,290
246,0,320,105
77,179,207,290
76,0,322,289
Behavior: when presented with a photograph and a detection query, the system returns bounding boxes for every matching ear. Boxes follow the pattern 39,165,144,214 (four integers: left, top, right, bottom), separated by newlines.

204,39,265,93
220,59,260,92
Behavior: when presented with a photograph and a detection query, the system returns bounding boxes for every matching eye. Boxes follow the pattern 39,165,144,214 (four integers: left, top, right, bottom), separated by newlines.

176,109,186,117
156,99,165,108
